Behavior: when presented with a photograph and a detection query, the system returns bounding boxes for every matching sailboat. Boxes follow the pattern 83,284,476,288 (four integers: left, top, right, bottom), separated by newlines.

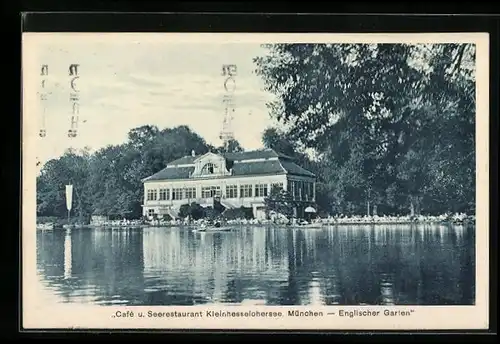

61,184,85,229
36,222,55,231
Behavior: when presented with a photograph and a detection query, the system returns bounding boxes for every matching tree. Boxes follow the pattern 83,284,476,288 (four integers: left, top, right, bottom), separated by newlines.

264,185,296,219
87,144,135,218
262,127,296,157
36,125,213,221
127,125,160,149
178,202,206,220
254,43,476,215
213,139,245,154
262,127,321,178
36,148,92,222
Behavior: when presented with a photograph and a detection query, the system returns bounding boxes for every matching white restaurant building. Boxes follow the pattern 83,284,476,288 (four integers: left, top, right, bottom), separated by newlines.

141,148,316,220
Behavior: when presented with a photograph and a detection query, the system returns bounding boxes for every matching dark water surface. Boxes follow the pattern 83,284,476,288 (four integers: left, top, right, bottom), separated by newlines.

36,224,475,306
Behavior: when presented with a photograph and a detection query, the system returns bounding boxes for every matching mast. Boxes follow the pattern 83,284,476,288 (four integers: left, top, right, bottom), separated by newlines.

68,63,80,138
65,184,73,224
39,64,49,138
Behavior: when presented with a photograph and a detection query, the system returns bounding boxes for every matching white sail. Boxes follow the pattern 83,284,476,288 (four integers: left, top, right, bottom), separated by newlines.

65,184,73,211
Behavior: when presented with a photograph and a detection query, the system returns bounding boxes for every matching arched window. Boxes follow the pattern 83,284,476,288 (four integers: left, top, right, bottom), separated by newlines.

201,163,215,175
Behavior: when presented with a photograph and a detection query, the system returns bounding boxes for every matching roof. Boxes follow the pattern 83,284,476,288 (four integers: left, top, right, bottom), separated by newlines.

279,160,316,177
144,166,194,181
142,148,315,182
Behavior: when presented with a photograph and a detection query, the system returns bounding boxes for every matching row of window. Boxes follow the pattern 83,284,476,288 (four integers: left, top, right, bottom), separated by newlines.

146,182,284,201
147,187,196,201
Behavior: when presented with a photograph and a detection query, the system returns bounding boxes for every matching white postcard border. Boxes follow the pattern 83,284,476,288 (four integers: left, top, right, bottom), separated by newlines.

21,32,490,330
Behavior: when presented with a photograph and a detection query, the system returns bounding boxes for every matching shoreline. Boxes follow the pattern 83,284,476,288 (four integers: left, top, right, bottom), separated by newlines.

37,218,475,231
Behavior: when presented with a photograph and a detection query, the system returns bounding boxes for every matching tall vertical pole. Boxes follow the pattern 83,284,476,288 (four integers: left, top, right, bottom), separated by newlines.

68,63,80,138
188,189,191,224
367,188,371,217
39,64,49,137
65,184,73,224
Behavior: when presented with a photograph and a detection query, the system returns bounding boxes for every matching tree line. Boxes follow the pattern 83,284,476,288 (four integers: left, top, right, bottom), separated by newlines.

36,125,244,222
37,43,475,222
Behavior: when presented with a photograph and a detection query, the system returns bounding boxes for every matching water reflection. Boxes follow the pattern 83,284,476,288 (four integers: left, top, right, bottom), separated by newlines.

36,224,475,306
63,229,72,279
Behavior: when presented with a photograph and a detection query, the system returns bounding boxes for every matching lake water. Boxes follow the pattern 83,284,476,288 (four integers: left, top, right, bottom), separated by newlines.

35,224,475,306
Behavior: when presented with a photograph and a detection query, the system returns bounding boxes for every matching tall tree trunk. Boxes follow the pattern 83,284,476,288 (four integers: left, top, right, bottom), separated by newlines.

367,188,371,216
410,197,415,217
78,198,82,223
415,196,421,215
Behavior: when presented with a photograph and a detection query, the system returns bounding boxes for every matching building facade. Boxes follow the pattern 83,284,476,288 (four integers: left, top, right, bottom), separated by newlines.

141,149,316,220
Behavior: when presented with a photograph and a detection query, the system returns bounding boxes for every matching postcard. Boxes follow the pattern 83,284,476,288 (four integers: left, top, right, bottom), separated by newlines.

21,32,489,331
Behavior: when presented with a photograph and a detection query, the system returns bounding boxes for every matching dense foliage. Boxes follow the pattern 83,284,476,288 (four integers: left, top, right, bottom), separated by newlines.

255,43,476,216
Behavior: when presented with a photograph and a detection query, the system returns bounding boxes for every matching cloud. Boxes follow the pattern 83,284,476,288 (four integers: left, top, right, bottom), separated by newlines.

119,73,167,89
148,90,175,97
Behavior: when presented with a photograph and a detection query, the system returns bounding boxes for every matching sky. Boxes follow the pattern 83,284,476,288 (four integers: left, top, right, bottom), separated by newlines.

24,33,484,171
27,35,278,168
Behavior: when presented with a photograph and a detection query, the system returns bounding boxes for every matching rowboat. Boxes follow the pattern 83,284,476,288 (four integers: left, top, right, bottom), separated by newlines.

37,223,54,231
293,223,324,229
192,226,233,233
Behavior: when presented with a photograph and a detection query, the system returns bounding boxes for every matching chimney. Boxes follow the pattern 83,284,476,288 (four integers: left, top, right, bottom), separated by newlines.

191,150,195,157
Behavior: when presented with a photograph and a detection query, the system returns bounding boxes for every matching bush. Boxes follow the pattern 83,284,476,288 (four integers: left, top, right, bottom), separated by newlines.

204,207,221,220
179,202,206,220
37,215,90,226
222,206,254,220
37,216,59,224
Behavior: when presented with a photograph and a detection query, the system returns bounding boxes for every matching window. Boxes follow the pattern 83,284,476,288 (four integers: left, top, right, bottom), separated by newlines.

308,182,315,200
201,187,211,198
185,187,196,199
172,188,183,200
303,182,313,201
300,181,306,200
147,209,155,216
226,185,238,198
255,184,268,197
289,180,300,200
159,188,169,201
215,186,221,197
293,181,300,200
201,163,215,175
240,184,252,198
147,189,157,201
202,186,220,198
